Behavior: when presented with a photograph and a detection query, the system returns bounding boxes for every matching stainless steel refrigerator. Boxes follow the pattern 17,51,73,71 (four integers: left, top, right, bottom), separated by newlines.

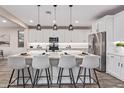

88,32,106,72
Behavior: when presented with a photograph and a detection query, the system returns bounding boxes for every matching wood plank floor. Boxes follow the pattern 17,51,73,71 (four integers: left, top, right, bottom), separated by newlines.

0,59,124,88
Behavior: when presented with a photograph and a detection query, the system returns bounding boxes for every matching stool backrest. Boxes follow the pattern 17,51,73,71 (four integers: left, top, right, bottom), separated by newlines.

82,55,100,68
58,55,76,68
8,56,26,69
32,55,50,69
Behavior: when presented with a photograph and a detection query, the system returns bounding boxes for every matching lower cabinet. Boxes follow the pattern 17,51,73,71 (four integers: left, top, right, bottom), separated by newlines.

106,54,124,81
120,57,124,80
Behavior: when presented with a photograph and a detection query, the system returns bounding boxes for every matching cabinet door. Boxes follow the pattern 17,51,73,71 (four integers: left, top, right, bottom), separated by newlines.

58,30,65,43
106,17,114,42
107,55,119,77
98,20,106,32
92,23,97,33
106,55,112,74
36,31,43,42
43,30,50,43
120,57,124,80
28,30,38,42
106,55,115,75
64,30,72,42
114,56,121,78
114,11,124,41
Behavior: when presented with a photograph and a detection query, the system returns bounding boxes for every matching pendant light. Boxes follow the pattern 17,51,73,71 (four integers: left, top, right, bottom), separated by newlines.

68,5,73,30
36,5,41,30
53,5,58,30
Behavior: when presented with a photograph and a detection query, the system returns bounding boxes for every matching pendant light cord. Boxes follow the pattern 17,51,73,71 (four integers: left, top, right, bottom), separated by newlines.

54,5,57,24
37,5,40,24
69,5,72,24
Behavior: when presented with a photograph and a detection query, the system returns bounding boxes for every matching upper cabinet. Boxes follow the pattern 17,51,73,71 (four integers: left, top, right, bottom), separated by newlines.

28,29,90,43
114,11,124,41
92,15,114,52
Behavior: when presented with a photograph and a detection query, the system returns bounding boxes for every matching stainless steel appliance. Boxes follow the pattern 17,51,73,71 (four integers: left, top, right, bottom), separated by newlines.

88,32,106,72
49,37,59,52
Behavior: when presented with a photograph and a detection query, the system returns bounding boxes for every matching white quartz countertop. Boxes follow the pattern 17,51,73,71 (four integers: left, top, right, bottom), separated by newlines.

107,52,124,56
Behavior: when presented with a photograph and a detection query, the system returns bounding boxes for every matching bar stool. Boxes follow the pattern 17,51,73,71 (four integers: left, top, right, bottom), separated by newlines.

57,55,76,88
32,55,52,88
76,55,101,88
7,56,32,88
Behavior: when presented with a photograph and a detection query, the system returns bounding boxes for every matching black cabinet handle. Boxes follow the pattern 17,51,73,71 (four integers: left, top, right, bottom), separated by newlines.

111,56,114,58
118,63,120,67
121,64,123,67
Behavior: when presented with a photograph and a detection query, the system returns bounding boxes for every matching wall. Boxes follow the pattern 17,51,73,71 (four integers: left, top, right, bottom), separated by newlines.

0,28,28,57
28,29,91,43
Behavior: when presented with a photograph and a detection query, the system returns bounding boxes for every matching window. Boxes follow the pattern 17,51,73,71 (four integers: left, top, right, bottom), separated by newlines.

18,30,24,47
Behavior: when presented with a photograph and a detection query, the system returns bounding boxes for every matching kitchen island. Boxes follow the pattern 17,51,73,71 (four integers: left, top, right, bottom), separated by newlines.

10,50,90,84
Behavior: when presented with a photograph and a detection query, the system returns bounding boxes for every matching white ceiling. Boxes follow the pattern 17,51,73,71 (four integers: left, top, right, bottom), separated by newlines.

0,16,18,27
0,5,120,27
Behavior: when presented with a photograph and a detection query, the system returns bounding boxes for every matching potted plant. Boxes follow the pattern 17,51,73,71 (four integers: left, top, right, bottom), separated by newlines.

115,41,124,53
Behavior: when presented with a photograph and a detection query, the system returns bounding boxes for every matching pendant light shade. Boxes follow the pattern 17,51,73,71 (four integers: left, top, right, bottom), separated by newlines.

36,24,41,30
36,5,41,30
68,5,73,30
53,24,57,30
53,5,58,30
69,24,73,30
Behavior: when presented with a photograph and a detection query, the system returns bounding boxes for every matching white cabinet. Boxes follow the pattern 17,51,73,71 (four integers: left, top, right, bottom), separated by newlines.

28,29,90,43
28,30,38,42
114,11,124,41
92,15,114,53
106,55,114,75
92,16,113,32
42,30,50,42
64,30,72,42
58,31,65,43
119,57,124,80
106,55,118,76
107,54,124,81
113,56,121,78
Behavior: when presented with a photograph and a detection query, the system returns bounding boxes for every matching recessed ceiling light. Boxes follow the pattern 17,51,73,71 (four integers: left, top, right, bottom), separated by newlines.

53,20,56,23
75,20,79,24
2,20,7,23
29,20,34,23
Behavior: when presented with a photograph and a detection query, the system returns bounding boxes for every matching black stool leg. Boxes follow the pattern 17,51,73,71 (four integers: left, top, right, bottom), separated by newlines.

36,69,40,85
69,68,76,88
17,69,20,85
47,68,52,84
57,68,61,84
45,68,50,88
32,69,38,87
69,69,72,84
27,67,33,85
89,69,91,84
93,69,100,88
7,69,15,88
59,68,63,88
83,68,86,88
22,69,25,88
76,67,82,83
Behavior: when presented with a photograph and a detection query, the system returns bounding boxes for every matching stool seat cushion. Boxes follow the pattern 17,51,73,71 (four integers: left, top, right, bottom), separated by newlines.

58,55,76,68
